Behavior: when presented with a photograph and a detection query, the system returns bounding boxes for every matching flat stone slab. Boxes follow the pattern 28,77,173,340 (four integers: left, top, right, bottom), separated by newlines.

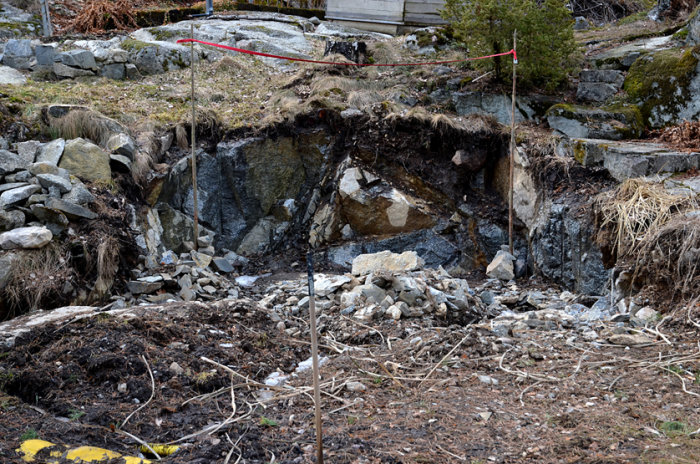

0,65,26,85
593,35,673,69
565,138,700,181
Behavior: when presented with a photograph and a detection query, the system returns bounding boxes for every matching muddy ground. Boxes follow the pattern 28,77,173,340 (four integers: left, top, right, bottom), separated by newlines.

1,276,699,464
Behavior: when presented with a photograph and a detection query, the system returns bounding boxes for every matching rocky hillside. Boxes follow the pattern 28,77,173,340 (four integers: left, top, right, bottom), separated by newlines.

0,1,700,463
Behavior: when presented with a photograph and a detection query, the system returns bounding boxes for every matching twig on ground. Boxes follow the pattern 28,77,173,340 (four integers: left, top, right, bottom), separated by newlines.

435,443,467,461
121,355,155,428
116,429,161,460
418,332,471,388
519,381,544,406
659,366,700,398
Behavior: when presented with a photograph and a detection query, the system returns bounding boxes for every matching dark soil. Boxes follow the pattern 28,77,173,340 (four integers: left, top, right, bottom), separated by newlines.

2,284,700,463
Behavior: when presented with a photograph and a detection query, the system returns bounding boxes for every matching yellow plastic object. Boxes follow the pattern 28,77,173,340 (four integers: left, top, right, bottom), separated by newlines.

17,440,61,462
139,443,180,457
17,439,152,463
65,446,122,461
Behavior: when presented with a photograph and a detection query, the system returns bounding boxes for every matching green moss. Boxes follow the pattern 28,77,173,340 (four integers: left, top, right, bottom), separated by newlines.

150,28,178,41
573,141,586,164
673,28,689,41
121,39,153,52
623,46,700,124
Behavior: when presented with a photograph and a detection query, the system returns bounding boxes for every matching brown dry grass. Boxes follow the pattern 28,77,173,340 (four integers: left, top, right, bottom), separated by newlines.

4,244,74,317
596,179,700,299
70,0,138,34
47,109,120,147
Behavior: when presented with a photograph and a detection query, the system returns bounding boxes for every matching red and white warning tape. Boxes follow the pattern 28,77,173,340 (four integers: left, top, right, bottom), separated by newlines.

176,38,517,66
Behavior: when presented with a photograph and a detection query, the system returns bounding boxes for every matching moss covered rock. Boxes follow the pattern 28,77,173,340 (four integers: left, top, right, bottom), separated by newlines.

623,46,700,128
546,103,644,140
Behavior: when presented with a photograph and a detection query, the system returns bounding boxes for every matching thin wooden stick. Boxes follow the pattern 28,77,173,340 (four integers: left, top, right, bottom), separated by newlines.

508,29,517,255
418,332,470,388
307,251,324,464
190,22,199,249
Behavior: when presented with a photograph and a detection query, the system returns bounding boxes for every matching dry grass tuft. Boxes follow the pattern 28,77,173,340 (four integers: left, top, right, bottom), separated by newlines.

70,0,137,33
91,236,120,301
48,109,121,147
596,179,696,258
4,244,74,317
596,179,700,298
175,124,189,150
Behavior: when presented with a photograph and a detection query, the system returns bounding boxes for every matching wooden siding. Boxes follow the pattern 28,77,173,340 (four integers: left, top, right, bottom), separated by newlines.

326,0,404,24
326,0,447,29
404,0,447,25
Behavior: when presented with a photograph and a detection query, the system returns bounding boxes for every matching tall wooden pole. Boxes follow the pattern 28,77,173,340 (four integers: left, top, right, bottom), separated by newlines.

190,23,199,250
306,251,324,464
508,30,517,256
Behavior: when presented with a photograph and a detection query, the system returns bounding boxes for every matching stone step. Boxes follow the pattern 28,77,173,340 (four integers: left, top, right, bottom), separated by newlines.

563,138,700,181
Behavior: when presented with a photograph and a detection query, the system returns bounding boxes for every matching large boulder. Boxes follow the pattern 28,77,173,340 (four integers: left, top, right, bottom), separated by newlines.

546,103,644,140
351,250,425,275
623,46,700,128
2,39,32,70
121,39,197,75
332,166,435,239
59,138,112,183
0,226,53,250
158,132,329,252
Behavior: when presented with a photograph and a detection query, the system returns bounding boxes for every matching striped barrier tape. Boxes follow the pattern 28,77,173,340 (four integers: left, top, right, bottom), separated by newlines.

176,38,517,66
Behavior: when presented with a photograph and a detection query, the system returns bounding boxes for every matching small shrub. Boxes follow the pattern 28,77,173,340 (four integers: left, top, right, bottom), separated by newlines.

259,416,278,427
70,0,137,33
20,429,38,441
441,0,580,90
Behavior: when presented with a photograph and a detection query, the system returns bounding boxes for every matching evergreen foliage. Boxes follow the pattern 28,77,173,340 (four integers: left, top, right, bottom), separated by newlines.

441,0,580,90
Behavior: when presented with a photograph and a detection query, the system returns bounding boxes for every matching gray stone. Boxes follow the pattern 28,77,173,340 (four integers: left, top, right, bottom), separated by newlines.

60,138,111,183
127,280,162,294
106,133,136,159
35,44,56,67
579,69,625,85
99,63,126,80
576,82,619,102
566,138,700,181
0,149,29,175
211,257,234,273
0,182,28,193
45,198,97,220
58,50,98,70
315,274,352,297
53,62,95,78
486,250,515,281
36,139,66,165
2,39,32,70
0,184,41,207
453,91,536,125
0,226,53,250
632,306,658,323
29,204,69,235
28,161,59,176
62,182,94,205
479,290,495,306
689,9,700,45
594,36,672,70
125,64,140,80
0,65,26,85
191,250,213,269
530,202,609,295
0,209,25,231
608,333,653,345
109,154,132,172
16,141,42,165
546,104,643,140
573,16,589,30
37,174,72,194
223,250,249,267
